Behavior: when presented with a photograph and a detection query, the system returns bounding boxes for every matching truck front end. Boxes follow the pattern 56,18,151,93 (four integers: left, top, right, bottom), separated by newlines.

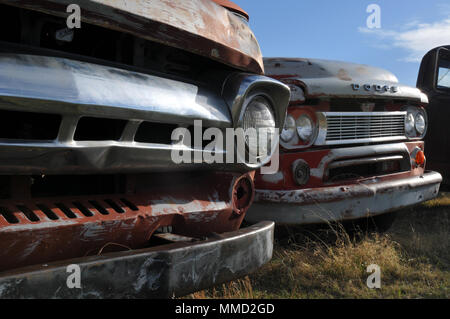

0,1,289,298
246,58,442,226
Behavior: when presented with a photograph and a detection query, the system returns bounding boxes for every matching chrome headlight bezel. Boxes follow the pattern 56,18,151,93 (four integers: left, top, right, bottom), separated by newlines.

281,114,296,142
242,94,276,158
222,73,290,169
238,93,279,167
405,112,415,136
404,106,428,139
415,113,426,135
279,110,319,150
296,113,314,142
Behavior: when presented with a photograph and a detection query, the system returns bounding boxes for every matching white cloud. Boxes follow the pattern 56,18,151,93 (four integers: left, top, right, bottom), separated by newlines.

359,18,450,62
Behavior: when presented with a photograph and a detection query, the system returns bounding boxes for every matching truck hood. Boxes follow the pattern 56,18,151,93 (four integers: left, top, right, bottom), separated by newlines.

2,0,263,74
212,0,249,20
264,58,428,103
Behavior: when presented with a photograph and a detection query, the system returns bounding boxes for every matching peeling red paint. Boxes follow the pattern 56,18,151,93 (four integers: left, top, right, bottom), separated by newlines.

0,171,254,272
255,141,426,192
212,0,249,20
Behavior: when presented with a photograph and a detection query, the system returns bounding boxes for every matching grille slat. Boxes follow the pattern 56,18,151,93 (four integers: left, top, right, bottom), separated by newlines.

320,112,407,144
327,125,405,131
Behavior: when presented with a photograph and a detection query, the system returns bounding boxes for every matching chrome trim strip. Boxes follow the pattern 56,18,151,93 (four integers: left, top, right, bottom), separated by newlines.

327,155,405,170
315,112,328,146
322,111,406,116
322,136,407,145
310,143,412,180
0,141,227,175
0,53,232,127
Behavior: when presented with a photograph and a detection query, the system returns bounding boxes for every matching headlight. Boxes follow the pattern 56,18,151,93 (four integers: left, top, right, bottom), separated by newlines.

296,114,314,142
242,96,276,159
281,115,296,142
404,106,427,139
415,113,426,135
405,112,415,136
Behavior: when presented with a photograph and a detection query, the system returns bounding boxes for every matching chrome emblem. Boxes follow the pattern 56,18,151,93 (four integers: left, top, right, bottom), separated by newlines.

351,83,398,93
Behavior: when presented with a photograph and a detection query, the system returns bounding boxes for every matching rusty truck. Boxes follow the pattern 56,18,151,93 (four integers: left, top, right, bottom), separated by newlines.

0,0,289,298
246,57,442,230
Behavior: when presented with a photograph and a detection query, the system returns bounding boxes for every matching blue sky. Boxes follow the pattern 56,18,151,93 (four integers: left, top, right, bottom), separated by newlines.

237,0,450,86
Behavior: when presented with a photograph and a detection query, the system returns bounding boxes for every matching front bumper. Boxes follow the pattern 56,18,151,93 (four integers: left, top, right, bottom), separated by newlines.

0,221,274,298
0,171,255,272
246,171,442,225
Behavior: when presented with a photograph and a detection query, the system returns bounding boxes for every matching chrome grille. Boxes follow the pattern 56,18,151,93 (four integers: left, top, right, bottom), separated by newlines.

316,112,407,145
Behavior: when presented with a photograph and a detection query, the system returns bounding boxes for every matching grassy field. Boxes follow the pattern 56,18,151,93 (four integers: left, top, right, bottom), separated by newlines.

188,192,450,299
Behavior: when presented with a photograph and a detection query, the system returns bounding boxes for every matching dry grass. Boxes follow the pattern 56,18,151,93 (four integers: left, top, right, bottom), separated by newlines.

188,192,450,299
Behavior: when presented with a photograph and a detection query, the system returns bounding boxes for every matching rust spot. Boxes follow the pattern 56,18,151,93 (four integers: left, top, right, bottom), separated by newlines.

0,171,254,272
337,68,352,81
211,0,249,20
1,0,264,74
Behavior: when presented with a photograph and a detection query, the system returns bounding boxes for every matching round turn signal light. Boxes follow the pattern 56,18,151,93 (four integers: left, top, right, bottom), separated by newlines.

415,150,425,166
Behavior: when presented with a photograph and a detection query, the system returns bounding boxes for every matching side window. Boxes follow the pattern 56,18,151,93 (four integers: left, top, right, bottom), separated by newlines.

437,51,450,89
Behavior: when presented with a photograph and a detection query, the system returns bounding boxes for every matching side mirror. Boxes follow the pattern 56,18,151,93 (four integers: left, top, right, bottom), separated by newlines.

434,47,450,92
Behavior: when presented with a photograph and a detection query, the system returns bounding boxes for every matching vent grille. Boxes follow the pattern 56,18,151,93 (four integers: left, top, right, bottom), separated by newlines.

0,197,138,225
321,112,406,145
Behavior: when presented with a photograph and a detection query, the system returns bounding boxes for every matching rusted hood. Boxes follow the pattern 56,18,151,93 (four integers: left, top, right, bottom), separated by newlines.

212,0,249,20
264,57,427,102
2,0,263,74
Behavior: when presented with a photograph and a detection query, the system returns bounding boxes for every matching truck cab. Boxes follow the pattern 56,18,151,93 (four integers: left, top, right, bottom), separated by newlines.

246,57,442,229
417,45,450,184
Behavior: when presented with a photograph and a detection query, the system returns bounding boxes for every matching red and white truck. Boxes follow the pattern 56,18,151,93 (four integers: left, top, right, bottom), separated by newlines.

247,57,442,230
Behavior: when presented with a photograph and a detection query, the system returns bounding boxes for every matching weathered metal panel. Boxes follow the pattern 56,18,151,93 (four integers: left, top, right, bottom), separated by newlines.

212,0,249,20
256,142,414,191
264,58,427,101
0,221,274,298
0,0,264,74
0,171,254,272
0,53,232,127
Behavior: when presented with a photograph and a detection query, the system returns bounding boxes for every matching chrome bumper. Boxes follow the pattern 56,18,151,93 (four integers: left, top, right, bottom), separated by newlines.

246,172,442,225
0,221,274,298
